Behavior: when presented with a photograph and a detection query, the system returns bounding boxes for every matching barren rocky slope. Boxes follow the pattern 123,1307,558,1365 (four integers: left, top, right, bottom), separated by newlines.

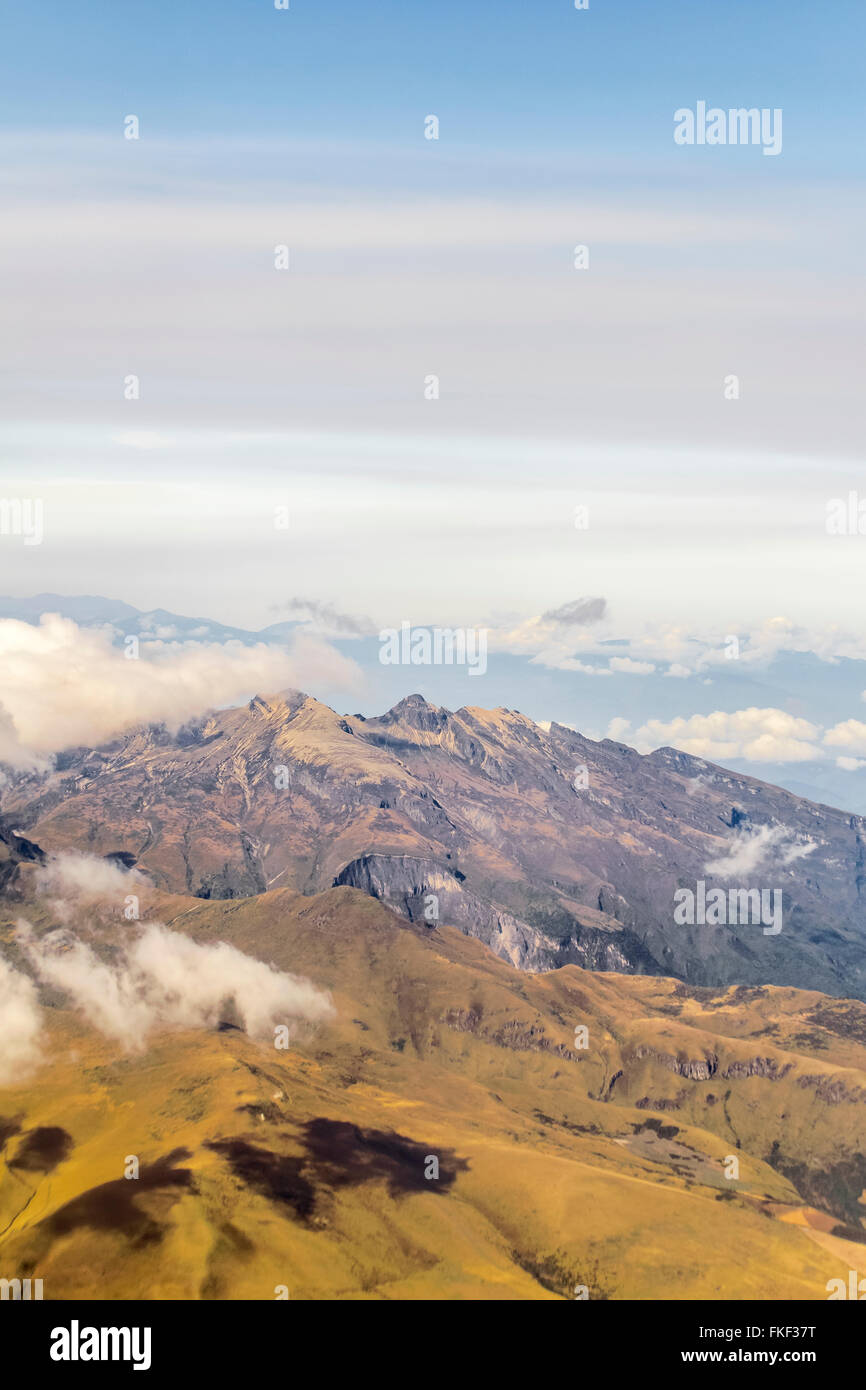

2,690,865,998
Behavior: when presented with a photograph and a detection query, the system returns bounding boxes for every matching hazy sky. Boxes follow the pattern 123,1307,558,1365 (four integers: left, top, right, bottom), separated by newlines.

2,0,864,626
1,1,866,807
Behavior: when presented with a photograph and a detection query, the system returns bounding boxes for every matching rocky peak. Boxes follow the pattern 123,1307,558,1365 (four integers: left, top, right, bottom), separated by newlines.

247,689,309,718
376,694,448,732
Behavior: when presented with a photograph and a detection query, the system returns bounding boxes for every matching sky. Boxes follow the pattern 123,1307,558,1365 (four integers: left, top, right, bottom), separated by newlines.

2,0,866,808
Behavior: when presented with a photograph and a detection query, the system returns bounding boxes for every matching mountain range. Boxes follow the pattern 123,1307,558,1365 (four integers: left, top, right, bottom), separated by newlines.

3,684,866,1297
2,686,865,1001
3,591,866,815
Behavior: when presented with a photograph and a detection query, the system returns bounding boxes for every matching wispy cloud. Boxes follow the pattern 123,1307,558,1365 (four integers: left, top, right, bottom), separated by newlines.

270,597,376,637
6,918,335,1065
0,955,42,1085
704,825,818,877
34,851,146,923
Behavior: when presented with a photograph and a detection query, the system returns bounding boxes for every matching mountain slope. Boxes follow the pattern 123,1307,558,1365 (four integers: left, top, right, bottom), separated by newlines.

3,690,865,1000
1,886,865,1300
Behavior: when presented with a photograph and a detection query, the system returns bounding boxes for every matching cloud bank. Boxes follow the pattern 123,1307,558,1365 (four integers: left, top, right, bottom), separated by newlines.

0,614,362,768
630,708,822,764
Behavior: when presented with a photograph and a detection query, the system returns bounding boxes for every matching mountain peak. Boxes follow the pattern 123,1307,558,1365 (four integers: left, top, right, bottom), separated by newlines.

377,693,446,723
395,693,437,709
246,689,310,717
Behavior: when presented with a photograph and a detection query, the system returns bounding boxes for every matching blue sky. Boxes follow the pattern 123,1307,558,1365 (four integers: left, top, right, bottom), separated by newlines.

2,0,863,173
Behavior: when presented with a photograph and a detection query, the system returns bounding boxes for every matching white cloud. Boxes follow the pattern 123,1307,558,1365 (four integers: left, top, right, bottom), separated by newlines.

0,614,363,766
608,656,656,675
0,192,788,258
0,956,43,1085
824,719,866,757
555,659,612,676
780,837,818,866
686,774,712,795
494,614,866,680
14,919,335,1050
607,717,632,743
34,852,145,924
704,824,817,878
632,708,822,763
607,702,866,775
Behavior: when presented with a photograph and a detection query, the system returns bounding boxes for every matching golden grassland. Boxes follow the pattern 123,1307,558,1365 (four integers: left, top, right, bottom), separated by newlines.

1,887,865,1299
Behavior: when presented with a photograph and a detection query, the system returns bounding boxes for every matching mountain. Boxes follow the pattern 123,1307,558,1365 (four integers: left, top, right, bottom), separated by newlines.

0,595,143,626
0,593,291,645
5,592,866,817
3,688,866,1001
2,883,865,1299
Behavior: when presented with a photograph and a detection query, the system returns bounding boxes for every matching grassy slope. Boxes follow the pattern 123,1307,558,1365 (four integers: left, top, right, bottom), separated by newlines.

1,887,865,1300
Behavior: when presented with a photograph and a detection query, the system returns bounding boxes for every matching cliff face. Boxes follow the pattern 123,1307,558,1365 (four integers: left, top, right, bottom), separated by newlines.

3,689,866,998
333,851,636,973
